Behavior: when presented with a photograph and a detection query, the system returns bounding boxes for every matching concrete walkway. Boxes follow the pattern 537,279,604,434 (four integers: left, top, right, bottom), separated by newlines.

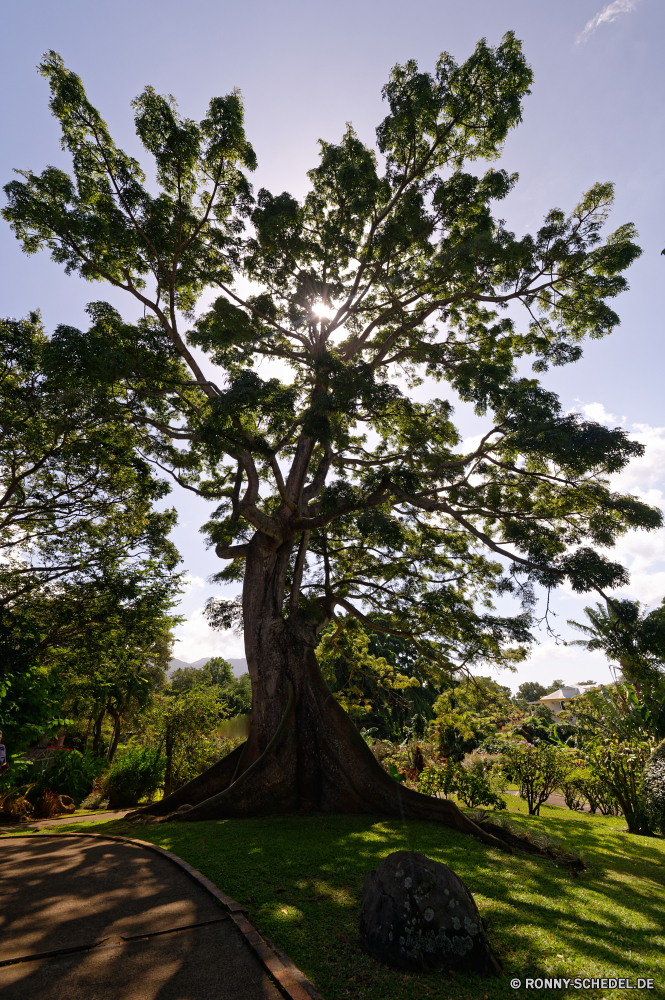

0,808,131,831
0,835,289,1000
505,789,592,812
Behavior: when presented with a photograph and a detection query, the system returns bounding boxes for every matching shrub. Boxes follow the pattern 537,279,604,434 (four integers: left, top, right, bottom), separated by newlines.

417,756,506,810
102,743,165,808
582,776,620,816
642,738,665,834
559,773,620,816
455,758,506,810
502,741,576,816
585,734,655,834
559,776,588,812
32,749,106,806
169,734,243,791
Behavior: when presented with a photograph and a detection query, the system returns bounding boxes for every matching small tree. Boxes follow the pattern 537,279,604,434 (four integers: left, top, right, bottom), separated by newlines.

147,688,229,796
516,681,548,705
503,741,575,815
643,739,665,834
585,734,655,834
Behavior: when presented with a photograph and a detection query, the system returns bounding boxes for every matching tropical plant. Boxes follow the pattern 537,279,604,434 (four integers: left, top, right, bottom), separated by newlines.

3,37,659,836
32,747,106,805
642,739,665,834
585,733,656,834
569,600,665,711
502,741,577,816
102,742,166,808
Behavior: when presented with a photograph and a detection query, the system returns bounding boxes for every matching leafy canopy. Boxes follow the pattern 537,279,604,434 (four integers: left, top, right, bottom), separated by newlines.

3,36,661,676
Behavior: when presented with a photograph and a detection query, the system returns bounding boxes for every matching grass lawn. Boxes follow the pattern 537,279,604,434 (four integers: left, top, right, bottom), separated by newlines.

11,796,664,1000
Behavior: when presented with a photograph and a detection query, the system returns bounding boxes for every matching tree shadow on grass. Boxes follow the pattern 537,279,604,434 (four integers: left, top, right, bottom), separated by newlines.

87,810,665,1000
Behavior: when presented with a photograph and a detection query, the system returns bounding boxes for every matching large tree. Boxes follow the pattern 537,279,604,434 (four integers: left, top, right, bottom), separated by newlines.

0,313,178,608
3,36,660,842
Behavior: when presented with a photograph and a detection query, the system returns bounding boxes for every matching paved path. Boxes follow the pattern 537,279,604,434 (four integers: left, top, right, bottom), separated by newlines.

505,789,592,812
0,835,286,1000
0,809,131,831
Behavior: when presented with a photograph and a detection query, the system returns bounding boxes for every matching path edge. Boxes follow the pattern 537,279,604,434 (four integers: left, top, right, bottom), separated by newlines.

0,830,323,1000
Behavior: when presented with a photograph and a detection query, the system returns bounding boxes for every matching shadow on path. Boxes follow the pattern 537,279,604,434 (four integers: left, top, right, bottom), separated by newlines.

0,835,283,1000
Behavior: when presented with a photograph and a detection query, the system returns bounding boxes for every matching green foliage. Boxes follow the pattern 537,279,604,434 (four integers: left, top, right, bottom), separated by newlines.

516,680,548,704
316,617,426,737
642,739,665,834
502,741,577,815
585,734,656,834
144,687,229,795
3,36,661,723
569,600,665,718
417,754,506,809
0,313,180,610
32,748,106,805
569,681,662,743
102,742,166,808
169,733,241,792
559,773,619,816
388,762,406,784
429,675,515,757
0,311,183,754
169,656,252,717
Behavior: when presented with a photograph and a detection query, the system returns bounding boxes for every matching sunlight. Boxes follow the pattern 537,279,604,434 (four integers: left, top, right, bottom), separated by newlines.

311,299,335,320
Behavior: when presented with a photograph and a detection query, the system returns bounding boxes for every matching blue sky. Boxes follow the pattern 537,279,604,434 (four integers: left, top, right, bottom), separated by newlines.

2,0,663,688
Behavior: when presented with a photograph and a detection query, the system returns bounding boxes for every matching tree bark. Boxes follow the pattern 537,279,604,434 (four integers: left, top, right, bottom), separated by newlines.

106,703,122,763
127,532,508,850
91,708,106,755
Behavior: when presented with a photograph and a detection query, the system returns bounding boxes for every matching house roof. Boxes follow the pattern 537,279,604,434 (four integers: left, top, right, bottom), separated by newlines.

539,684,597,703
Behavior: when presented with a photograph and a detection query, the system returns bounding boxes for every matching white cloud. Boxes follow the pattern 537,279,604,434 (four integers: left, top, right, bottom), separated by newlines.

181,575,206,595
564,409,665,607
576,0,640,44
613,423,665,495
574,400,623,425
477,641,614,695
173,606,245,663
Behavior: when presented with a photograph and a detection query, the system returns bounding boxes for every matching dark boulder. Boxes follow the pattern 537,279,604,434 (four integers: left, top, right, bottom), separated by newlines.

359,850,501,977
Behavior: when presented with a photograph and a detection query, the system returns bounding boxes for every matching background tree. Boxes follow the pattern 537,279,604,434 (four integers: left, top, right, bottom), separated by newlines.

3,36,660,840
0,310,182,752
169,655,252,716
143,686,229,797
0,545,181,754
569,600,665,711
0,313,178,608
516,680,548,704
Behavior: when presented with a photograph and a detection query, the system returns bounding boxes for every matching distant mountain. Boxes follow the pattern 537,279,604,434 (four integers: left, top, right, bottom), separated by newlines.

169,655,247,677
168,657,191,672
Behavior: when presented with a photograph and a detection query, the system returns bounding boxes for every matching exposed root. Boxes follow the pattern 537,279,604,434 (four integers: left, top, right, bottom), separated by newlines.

127,674,509,852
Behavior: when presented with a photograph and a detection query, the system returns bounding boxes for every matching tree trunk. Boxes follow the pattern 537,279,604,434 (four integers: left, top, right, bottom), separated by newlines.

91,708,105,754
163,733,175,798
106,704,122,763
129,532,508,851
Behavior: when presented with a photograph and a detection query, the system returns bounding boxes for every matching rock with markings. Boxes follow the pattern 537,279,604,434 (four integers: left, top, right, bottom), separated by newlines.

359,850,501,976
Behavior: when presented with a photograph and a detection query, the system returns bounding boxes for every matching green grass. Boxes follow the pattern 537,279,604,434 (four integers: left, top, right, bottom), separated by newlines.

10,797,665,1000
